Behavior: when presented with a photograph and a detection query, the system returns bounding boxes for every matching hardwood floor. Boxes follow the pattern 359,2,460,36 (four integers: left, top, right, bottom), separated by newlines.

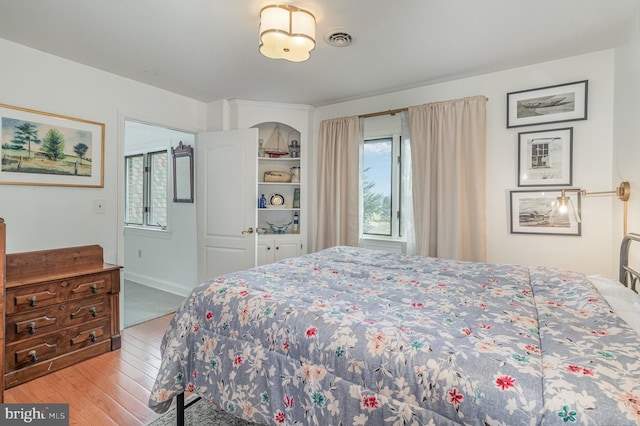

5,313,175,426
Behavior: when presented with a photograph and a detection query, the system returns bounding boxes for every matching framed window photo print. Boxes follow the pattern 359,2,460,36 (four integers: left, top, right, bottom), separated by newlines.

510,190,581,236
518,127,572,187
507,80,588,128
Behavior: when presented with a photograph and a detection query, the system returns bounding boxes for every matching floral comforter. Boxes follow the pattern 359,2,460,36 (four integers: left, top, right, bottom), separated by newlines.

149,246,640,425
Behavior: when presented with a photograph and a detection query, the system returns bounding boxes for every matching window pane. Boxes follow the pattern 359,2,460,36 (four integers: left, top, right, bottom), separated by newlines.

363,139,392,236
149,151,168,228
125,155,144,225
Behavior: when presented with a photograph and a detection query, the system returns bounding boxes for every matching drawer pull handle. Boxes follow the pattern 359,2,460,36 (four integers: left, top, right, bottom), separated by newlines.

15,291,56,309
15,316,56,335
71,328,103,345
28,350,37,363
72,281,104,295
90,307,98,317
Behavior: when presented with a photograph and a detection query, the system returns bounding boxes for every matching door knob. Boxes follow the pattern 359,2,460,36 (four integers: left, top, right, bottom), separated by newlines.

241,227,254,235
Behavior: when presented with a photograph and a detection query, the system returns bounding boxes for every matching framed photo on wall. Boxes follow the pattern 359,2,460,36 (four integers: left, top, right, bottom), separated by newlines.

507,80,588,128
510,190,581,236
0,103,104,187
518,127,572,187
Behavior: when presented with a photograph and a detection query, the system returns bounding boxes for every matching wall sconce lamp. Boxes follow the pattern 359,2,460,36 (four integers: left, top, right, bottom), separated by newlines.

557,181,631,234
259,5,316,62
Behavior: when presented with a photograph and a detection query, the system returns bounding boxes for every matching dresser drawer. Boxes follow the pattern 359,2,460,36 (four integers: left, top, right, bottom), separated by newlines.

6,295,110,343
6,319,112,372
6,272,113,314
4,340,112,389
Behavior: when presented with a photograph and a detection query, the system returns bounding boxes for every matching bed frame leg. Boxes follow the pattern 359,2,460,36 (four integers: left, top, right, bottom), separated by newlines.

177,393,185,426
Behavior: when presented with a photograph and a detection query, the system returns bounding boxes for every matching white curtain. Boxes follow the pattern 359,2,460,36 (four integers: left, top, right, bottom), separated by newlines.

315,116,361,250
400,111,416,255
408,96,487,262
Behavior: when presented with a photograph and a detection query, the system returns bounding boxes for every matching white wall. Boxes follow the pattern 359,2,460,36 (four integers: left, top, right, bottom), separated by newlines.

1,35,633,283
614,8,640,244
0,38,206,272
313,50,617,276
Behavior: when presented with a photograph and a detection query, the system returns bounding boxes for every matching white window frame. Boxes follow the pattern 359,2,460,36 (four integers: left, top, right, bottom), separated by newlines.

360,133,404,241
124,149,169,231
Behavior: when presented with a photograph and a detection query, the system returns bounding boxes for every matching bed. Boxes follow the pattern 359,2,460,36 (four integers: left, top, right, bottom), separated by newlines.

149,236,640,425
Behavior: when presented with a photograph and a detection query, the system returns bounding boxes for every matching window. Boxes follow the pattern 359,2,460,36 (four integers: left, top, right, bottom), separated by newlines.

530,139,551,169
125,150,168,229
362,136,403,238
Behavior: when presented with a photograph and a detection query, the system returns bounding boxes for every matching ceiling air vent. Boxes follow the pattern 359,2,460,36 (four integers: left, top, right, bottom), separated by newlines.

324,29,354,47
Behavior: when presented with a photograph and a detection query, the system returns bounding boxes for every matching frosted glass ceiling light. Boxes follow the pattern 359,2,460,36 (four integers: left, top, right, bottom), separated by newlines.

259,5,316,62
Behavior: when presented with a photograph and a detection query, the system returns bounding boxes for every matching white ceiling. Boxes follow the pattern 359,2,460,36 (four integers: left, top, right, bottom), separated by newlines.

0,0,638,106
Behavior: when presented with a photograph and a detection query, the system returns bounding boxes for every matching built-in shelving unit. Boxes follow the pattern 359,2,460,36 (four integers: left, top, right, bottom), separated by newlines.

229,100,312,268
255,122,303,265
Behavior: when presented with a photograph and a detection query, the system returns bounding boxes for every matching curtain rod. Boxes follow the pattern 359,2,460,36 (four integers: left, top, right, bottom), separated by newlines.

359,108,408,119
358,96,490,119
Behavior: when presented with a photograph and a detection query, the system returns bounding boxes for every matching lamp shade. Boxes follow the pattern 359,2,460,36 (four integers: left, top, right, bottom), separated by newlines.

259,5,316,62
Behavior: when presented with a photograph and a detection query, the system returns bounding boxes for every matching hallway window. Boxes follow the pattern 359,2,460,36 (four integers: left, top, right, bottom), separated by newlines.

125,150,168,229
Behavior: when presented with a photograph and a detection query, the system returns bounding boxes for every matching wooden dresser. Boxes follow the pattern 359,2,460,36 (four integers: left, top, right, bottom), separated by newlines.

4,244,121,389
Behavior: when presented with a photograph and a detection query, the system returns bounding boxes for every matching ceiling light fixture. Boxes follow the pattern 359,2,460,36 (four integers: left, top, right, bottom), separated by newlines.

259,4,316,62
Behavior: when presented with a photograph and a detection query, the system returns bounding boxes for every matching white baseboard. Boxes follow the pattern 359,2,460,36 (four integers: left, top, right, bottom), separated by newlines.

123,271,192,297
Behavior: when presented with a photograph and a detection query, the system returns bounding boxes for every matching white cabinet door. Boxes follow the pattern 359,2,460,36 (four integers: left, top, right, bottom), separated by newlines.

257,239,273,265
274,239,301,262
257,235,301,266
196,129,258,283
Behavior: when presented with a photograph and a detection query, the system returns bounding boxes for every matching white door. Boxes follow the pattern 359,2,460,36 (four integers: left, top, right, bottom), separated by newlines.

196,129,258,283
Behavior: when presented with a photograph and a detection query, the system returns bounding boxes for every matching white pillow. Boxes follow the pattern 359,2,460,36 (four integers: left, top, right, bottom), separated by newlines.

588,274,640,334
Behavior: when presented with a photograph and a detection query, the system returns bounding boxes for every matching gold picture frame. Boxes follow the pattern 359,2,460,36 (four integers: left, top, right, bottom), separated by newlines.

0,103,104,187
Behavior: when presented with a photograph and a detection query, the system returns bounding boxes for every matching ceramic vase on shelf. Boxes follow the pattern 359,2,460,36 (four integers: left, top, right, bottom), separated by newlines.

290,166,300,183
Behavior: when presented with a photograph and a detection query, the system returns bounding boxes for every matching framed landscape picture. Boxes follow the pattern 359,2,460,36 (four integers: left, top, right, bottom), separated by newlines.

507,80,588,128
0,103,104,187
510,190,581,236
518,127,572,187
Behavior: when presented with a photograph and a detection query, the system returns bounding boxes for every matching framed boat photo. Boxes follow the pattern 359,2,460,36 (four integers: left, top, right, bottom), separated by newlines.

507,80,588,128
0,103,104,187
510,189,581,236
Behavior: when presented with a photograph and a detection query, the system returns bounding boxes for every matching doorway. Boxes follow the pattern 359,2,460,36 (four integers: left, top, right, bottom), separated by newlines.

123,120,196,327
